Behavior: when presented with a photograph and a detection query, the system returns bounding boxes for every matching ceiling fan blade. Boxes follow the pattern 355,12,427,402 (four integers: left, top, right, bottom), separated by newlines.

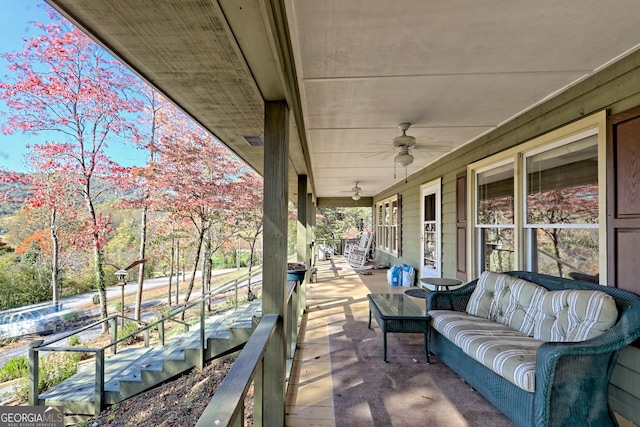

414,144,453,152
413,138,454,151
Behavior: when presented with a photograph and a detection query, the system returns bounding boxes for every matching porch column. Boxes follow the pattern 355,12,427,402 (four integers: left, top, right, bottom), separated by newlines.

262,100,289,426
297,175,308,264
307,193,315,267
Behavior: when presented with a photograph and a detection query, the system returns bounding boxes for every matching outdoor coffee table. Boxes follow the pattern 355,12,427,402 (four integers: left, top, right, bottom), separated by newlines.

367,293,430,363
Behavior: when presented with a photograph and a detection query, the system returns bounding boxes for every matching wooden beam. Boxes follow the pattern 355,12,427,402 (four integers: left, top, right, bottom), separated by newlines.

297,175,308,264
307,193,315,269
262,100,288,427
317,197,373,208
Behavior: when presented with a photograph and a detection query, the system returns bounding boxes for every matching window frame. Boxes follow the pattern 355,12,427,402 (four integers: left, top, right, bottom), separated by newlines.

376,194,400,256
474,159,516,273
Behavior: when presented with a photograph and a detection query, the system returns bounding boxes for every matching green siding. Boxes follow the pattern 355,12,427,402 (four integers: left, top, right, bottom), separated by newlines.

610,346,640,425
373,46,640,423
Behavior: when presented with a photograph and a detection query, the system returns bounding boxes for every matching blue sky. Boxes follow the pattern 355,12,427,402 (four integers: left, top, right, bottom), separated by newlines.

0,0,147,173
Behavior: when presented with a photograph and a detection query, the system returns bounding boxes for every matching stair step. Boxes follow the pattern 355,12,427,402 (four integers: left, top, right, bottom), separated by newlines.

39,301,262,412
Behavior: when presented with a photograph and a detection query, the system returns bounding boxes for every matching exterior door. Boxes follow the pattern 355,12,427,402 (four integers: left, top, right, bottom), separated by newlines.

607,106,640,294
420,180,441,283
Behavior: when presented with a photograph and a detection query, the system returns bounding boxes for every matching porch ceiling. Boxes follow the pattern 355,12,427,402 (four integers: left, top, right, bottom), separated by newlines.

46,0,640,202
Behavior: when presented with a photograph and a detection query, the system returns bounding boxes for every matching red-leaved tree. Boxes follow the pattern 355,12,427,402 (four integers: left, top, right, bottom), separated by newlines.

0,12,142,331
21,151,82,307
233,170,264,300
136,112,247,307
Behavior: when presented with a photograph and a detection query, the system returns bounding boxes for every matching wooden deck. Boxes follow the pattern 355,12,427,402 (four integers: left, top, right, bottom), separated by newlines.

284,257,409,426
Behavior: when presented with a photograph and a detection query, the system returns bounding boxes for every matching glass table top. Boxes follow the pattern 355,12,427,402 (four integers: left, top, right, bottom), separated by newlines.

368,293,426,318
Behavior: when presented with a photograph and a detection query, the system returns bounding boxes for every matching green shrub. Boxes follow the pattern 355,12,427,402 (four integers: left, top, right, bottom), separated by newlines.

68,335,81,346
39,352,80,391
117,321,140,345
13,351,80,401
0,356,28,382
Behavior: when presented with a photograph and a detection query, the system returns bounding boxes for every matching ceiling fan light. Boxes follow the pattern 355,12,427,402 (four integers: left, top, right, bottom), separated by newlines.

352,192,361,201
395,151,414,167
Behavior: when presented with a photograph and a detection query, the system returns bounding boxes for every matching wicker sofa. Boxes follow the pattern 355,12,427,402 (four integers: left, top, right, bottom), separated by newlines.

426,271,640,427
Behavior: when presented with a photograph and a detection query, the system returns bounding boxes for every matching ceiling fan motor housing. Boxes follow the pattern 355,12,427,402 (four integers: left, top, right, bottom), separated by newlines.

393,133,416,148
393,123,416,148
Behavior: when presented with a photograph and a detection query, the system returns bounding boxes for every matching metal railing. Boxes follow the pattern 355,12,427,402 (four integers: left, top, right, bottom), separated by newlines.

29,267,264,415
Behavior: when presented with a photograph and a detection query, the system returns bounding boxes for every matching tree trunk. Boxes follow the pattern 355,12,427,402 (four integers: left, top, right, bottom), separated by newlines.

134,205,148,320
246,233,258,301
202,232,213,311
175,239,180,305
50,207,60,307
168,239,174,306
85,190,108,333
183,226,205,310
93,242,108,333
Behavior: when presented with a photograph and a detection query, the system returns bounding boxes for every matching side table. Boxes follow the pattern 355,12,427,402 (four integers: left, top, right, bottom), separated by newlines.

419,277,462,291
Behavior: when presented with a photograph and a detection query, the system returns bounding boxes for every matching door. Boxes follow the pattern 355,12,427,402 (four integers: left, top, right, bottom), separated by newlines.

420,180,441,285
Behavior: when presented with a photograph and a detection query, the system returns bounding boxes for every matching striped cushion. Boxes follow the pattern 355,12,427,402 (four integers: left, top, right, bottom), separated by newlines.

466,271,546,336
430,310,541,392
534,290,618,342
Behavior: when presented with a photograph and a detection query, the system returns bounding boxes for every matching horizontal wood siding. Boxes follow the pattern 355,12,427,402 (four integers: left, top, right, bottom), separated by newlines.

441,172,458,278
373,47,640,421
610,345,640,425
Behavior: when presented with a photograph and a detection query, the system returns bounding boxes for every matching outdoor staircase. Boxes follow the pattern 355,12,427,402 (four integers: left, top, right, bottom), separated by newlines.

38,300,262,418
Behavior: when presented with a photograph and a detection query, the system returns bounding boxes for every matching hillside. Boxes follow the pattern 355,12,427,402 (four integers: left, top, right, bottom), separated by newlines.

0,170,139,218
0,171,31,216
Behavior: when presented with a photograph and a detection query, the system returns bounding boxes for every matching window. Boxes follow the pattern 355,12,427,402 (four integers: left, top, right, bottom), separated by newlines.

424,194,437,269
476,162,515,272
376,194,400,255
524,134,599,277
468,112,606,281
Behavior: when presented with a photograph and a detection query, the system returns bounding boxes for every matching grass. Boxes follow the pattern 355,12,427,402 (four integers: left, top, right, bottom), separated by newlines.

0,356,28,382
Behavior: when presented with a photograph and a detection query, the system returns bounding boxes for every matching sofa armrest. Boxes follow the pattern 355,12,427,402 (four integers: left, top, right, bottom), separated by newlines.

426,281,476,312
534,323,640,426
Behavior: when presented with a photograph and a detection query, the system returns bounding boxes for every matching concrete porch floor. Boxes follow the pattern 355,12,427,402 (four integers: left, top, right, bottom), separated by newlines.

284,257,637,427
284,257,514,427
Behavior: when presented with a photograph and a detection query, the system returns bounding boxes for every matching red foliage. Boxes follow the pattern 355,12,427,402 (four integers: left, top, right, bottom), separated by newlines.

0,12,143,254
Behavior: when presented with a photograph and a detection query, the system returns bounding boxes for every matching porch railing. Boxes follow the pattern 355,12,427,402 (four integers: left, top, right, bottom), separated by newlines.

195,276,307,426
28,267,264,415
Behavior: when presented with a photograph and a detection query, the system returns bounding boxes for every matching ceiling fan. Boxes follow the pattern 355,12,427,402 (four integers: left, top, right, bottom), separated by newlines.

388,123,453,179
393,123,417,167
350,181,362,201
339,181,363,200
392,123,453,167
